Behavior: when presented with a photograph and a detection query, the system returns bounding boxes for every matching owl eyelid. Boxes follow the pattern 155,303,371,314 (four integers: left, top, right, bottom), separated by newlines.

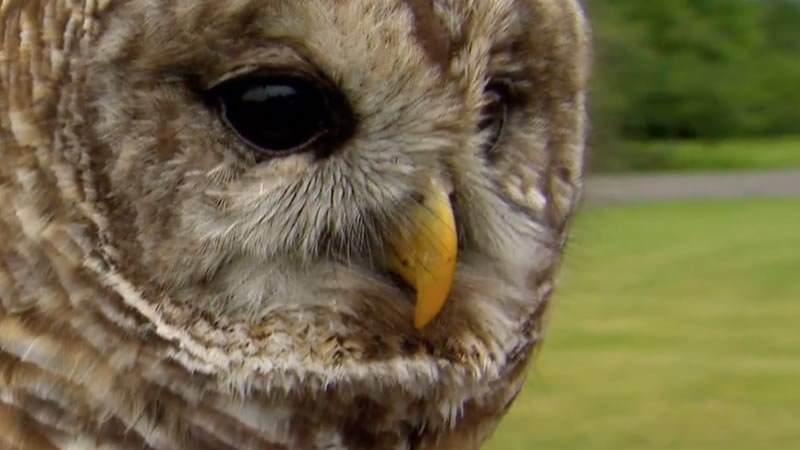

203,65,321,90
480,79,512,158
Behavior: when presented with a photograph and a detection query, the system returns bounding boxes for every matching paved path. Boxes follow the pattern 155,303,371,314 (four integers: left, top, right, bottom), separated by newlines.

583,169,800,205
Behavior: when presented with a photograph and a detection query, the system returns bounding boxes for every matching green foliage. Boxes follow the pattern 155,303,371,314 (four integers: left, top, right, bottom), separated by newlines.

484,199,800,450
587,0,800,164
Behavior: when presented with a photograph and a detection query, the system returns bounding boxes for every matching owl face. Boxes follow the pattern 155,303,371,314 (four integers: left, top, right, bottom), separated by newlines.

0,0,589,446
80,0,588,391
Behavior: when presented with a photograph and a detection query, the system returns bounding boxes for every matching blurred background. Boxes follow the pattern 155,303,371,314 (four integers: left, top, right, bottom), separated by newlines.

486,1,800,449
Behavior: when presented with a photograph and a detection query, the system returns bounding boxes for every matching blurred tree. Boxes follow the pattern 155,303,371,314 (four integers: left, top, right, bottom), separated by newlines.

586,0,800,169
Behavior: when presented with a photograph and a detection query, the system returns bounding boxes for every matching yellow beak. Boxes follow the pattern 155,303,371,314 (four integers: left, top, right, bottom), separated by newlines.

385,180,458,329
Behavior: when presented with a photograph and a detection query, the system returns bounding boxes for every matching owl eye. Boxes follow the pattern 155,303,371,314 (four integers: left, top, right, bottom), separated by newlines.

211,74,342,157
479,81,510,158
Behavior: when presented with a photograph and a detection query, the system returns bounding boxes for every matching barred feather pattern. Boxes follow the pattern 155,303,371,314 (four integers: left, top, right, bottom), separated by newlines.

0,0,590,449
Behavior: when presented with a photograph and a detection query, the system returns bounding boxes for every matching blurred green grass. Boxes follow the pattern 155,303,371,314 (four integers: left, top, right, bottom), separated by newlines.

595,137,800,172
484,199,800,450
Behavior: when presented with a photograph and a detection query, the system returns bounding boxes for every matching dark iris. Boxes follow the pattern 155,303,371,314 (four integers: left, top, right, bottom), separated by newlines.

213,74,332,156
479,81,510,158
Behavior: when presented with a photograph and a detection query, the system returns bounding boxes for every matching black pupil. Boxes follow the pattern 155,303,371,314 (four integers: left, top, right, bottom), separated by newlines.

217,76,327,153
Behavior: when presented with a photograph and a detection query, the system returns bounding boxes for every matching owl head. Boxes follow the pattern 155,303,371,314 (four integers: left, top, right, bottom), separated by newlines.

1,0,589,448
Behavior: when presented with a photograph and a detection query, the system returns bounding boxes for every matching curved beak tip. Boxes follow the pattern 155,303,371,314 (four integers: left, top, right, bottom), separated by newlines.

385,180,458,329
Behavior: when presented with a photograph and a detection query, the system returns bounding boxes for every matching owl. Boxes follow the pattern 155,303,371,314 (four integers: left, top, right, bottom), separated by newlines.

0,0,589,449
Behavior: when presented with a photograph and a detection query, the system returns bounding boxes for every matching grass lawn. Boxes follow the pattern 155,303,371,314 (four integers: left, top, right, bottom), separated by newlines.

484,199,800,450
595,137,800,172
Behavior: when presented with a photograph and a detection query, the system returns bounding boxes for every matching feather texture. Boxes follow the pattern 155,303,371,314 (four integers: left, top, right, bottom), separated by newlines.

0,0,590,448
